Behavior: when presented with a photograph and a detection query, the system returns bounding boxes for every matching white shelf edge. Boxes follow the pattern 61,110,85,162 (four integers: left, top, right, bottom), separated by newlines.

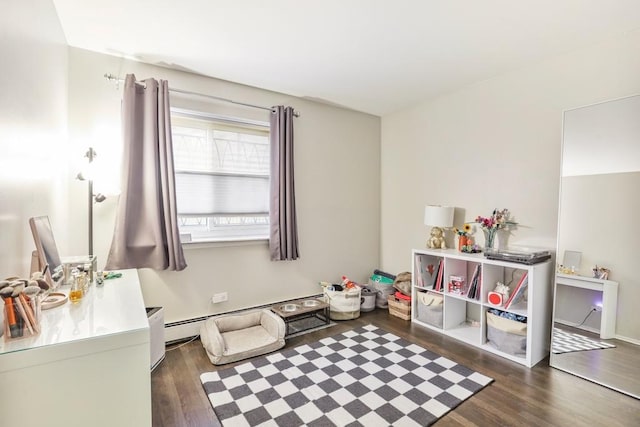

446,323,481,345
412,318,444,332
479,343,531,367
445,293,482,304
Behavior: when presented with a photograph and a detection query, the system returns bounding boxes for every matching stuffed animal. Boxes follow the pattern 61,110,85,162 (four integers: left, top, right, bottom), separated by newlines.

493,282,510,299
427,227,446,249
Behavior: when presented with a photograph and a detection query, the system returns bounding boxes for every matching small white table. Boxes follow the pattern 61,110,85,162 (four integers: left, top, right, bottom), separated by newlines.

555,273,618,339
0,269,151,427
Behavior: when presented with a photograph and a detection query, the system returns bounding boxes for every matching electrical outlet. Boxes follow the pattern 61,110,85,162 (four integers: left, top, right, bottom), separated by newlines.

211,292,228,304
591,305,602,312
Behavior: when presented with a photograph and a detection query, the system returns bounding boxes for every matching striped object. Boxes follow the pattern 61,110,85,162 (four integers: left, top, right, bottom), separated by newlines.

552,327,616,354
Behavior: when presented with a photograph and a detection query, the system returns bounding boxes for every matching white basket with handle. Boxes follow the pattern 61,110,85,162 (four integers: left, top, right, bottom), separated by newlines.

324,286,361,320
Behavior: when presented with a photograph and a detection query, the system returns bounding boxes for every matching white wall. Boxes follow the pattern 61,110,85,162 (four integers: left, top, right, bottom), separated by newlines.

381,30,640,338
0,0,68,278
66,48,381,324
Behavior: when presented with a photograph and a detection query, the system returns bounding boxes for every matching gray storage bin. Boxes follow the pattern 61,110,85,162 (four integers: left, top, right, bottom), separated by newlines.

486,312,527,356
360,287,377,312
368,279,395,309
416,292,443,328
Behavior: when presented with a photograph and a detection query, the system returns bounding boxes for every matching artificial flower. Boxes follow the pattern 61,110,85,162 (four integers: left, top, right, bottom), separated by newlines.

453,223,473,236
475,209,517,231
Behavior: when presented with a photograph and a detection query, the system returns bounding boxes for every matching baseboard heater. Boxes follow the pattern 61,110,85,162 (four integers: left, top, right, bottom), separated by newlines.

164,294,324,345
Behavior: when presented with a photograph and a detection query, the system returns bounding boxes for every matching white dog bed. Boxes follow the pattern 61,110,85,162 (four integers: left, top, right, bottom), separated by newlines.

200,309,286,365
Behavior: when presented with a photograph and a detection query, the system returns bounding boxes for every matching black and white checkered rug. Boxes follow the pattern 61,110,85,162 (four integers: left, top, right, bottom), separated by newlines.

200,324,493,426
552,327,616,354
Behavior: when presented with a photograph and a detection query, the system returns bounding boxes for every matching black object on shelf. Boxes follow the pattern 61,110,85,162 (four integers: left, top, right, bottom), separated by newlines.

373,269,396,280
484,248,551,265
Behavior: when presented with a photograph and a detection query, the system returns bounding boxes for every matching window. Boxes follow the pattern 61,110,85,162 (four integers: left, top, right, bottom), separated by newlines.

171,109,270,243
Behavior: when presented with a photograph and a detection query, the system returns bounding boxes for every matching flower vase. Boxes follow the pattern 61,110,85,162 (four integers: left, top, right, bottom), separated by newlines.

496,229,509,250
483,228,497,250
458,236,468,252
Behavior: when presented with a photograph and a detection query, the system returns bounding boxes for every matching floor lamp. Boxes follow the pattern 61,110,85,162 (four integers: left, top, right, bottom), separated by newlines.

77,147,106,258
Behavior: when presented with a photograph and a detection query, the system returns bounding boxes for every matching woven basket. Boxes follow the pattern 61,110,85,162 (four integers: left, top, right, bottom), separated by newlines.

387,295,411,320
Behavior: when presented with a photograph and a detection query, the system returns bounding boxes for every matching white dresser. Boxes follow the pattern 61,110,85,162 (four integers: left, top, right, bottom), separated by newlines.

554,273,618,339
0,269,151,427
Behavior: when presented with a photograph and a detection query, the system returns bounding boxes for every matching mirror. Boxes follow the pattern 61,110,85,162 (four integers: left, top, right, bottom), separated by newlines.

551,94,640,398
29,216,64,288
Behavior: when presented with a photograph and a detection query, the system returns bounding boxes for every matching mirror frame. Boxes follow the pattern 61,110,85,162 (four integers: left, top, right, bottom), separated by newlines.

28,216,63,288
551,94,640,399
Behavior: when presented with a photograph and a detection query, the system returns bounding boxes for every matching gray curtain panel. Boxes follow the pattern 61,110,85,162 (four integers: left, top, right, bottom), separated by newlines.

269,106,299,260
105,74,187,271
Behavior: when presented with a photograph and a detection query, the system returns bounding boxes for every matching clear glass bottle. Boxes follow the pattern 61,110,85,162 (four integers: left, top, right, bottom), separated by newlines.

69,269,83,303
80,271,89,295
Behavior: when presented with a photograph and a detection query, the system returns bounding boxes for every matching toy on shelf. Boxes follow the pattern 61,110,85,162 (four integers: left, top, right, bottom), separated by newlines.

488,282,510,307
593,266,610,280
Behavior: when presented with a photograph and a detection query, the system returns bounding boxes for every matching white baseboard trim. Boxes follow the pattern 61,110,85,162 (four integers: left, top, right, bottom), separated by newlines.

554,319,639,344
163,294,325,344
615,334,640,346
554,319,599,335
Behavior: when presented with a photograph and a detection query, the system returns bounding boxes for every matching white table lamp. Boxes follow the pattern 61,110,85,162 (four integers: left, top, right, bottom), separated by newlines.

424,205,454,249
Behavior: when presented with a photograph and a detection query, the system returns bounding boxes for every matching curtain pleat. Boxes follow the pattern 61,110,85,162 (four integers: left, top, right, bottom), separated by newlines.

105,74,187,271
269,106,299,261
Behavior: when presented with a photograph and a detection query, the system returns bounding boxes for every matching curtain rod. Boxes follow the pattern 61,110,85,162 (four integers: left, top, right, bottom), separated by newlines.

103,73,299,117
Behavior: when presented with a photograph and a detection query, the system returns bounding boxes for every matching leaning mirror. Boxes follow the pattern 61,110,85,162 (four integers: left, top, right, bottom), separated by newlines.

551,94,640,398
29,216,64,288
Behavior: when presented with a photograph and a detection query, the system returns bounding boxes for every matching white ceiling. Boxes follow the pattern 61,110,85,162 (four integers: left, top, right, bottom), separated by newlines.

52,0,640,116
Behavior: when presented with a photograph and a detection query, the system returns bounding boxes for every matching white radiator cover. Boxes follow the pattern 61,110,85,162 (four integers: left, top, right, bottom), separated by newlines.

164,317,207,343
147,307,165,371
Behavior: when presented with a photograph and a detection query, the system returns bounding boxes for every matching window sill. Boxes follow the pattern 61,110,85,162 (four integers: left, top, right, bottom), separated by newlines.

181,237,268,250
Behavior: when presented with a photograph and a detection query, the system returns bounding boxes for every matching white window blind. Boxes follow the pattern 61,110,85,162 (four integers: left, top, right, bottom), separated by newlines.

171,111,270,242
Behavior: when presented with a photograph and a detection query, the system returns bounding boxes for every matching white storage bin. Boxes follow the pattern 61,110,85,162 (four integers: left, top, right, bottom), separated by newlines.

324,287,361,320
417,292,443,328
486,312,527,356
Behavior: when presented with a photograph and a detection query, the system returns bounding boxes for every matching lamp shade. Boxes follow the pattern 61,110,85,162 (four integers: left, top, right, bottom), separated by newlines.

424,205,454,227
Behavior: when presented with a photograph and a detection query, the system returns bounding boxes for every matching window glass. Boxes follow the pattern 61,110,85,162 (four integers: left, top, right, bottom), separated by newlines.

171,111,270,242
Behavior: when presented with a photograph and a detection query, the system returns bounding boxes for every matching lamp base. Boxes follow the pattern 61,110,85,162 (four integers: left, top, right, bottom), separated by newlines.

426,226,447,249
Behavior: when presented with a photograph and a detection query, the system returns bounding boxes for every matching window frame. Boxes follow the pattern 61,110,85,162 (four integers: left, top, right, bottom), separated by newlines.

170,108,271,245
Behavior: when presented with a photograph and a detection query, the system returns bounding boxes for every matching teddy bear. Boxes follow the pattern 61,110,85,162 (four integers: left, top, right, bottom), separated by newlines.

427,227,447,249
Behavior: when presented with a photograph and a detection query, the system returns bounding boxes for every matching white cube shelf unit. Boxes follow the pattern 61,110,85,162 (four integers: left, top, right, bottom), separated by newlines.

412,248,553,367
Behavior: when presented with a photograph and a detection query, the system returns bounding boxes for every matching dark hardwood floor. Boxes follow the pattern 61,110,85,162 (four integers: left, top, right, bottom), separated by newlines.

152,309,639,426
